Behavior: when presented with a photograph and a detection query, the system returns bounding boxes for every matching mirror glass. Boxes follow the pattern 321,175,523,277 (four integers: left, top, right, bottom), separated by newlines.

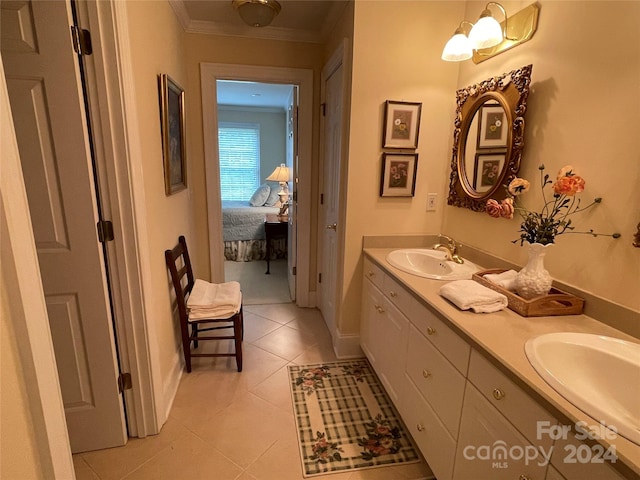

447,65,533,212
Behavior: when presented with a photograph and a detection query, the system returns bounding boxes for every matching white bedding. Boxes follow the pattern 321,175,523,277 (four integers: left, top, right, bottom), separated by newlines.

222,201,279,242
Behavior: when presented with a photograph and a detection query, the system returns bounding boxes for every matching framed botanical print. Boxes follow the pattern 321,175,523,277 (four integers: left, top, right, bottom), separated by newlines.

380,153,418,197
477,104,507,148
382,100,422,149
159,74,187,195
473,152,506,193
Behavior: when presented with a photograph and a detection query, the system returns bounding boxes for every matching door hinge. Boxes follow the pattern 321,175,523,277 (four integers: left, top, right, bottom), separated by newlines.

320,193,324,205
292,266,297,276
97,220,114,243
117,373,132,393
71,26,93,55
321,103,326,116
319,273,322,284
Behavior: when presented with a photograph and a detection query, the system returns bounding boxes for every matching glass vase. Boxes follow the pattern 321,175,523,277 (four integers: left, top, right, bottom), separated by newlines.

515,242,553,299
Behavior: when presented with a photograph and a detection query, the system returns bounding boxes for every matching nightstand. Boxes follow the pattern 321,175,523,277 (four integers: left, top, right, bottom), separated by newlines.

264,214,288,274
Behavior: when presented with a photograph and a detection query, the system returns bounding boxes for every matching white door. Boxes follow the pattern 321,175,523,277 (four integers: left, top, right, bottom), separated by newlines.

1,0,127,453
287,87,298,301
318,52,345,334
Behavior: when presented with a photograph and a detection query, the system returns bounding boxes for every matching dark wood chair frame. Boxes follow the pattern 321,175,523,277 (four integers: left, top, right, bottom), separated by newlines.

165,236,243,373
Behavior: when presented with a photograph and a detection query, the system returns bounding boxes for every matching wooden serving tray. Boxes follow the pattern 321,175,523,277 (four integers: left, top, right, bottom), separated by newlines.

472,269,585,317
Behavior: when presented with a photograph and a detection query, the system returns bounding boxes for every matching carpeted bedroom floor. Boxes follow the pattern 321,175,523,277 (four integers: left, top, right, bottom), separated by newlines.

224,258,291,305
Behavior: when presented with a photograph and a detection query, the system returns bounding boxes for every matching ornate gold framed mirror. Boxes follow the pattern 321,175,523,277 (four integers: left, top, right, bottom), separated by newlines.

447,64,532,211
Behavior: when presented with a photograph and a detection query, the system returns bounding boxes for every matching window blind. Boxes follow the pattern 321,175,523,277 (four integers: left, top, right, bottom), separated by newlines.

218,122,260,201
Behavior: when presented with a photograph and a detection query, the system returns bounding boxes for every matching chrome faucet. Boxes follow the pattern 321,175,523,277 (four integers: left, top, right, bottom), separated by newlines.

433,234,464,264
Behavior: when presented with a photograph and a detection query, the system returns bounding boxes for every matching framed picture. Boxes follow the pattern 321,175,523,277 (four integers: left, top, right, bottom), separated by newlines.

382,100,422,149
380,153,418,197
473,153,505,193
477,105,507,148
159,74,187,195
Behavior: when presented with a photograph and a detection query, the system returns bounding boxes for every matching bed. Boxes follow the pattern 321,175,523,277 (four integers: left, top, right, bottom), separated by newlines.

222,200,287,262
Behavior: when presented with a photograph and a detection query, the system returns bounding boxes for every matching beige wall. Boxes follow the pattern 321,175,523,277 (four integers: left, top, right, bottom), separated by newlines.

126,1,193,383
339,1,466,334
339,0,639,338
1,274,43,480
182,33,324,286
442,0,640,311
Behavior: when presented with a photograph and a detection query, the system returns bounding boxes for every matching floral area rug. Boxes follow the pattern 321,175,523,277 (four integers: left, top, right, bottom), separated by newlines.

288,359,421,477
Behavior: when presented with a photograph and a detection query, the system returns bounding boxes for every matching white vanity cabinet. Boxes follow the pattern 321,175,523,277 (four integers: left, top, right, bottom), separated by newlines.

361,258,409,404
548,431,627,480
360,254,635,480
453,349,557,480
361,257,468,480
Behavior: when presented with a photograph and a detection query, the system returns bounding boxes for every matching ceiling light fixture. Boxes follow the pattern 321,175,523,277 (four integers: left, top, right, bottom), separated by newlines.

441,2,540,64
232,0,281,28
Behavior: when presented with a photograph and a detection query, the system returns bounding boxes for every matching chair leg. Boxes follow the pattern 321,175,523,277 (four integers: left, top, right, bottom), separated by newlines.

181,331,192,373
234,314,243,372
192,323,199,349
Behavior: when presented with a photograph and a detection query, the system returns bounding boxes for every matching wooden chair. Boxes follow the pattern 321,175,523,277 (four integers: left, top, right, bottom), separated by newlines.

165,236,243,373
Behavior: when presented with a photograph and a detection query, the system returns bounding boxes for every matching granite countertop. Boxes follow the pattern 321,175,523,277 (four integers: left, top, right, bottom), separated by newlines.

363,247,640,478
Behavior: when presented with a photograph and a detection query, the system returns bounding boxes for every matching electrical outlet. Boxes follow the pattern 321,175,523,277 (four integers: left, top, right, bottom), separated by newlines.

427,193,437,211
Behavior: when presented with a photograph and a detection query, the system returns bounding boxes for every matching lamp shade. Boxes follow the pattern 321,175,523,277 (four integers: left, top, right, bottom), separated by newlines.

468,12,503,49
266,164,290,183
232,0,281,27
441,30,473,61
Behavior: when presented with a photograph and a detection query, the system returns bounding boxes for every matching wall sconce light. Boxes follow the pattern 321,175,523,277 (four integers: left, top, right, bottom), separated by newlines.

232,0,281,28
442,2,540,64
266,163,291,218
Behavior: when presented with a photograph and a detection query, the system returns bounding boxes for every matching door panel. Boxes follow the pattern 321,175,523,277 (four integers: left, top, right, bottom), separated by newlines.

1,0,126,453
319,60,344,333
287,86,298,301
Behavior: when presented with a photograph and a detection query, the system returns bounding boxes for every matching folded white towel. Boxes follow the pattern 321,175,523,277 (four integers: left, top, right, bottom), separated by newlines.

187,279,241,320
484,269,518,292
439,280,508,313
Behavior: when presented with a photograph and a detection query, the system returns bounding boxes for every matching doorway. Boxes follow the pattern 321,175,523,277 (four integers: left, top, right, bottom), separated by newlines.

217,80,294,304
200,63,314,307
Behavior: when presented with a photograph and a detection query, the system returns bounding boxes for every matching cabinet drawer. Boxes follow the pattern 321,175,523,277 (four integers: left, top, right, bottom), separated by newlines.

550,432,626,480
383,274,470,375
453,384,549,480
363,256,385,290
400,373,456,480
406,324,466,439
468,349,556,450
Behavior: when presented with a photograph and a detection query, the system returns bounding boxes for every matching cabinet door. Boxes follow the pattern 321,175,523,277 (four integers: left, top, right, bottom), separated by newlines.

376,298,409,404
453,384,549,480
360,278,385,369
550,432,627,480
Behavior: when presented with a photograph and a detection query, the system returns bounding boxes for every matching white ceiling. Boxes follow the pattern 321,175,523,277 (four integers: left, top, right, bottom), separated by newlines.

169,0,348,44
217,80,294,109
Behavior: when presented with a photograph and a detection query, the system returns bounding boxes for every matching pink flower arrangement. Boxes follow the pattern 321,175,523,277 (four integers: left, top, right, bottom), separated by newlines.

486,165,620,245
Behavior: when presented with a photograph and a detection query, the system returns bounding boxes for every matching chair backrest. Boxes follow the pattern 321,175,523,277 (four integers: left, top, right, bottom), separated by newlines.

165,235,195,322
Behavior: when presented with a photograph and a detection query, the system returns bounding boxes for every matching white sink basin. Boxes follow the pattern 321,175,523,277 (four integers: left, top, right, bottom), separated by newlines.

525,332,640,446
385,248,480,280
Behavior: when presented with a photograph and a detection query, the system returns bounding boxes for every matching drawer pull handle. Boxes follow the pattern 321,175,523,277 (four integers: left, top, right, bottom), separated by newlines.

518,476,532,480
492,388,505,400
426,327,436,335
368,271,375,277
422,369,431,379
389,291,397,297
416,423,425,432
375,305,385,314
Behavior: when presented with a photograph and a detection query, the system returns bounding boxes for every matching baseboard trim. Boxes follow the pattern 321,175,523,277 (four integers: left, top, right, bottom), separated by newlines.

333,329,363,358
161,350,183,425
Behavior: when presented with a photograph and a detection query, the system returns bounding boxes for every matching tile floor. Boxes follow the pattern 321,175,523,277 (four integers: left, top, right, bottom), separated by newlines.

73,303,433,480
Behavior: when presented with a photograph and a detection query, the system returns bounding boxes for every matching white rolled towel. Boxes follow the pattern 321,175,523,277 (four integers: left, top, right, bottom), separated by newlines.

484,269,518,291
439,280,508,313
187,279,241,320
